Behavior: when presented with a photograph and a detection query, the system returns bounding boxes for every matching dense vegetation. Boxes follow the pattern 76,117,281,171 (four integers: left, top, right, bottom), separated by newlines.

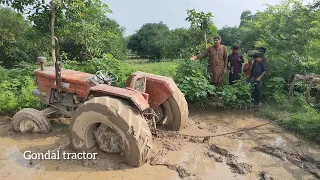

0,0,320,143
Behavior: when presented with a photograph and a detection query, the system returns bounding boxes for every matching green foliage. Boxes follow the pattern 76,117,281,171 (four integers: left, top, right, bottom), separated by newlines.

0,66,43,114
217,78,254,109
264,76,286,100
239,10,253,27
175,60,253,109
218,26,243,46
238,0,320,81
258,93,320,143
127,10,217,62
175,60,215,102
1,0,126,65
127,22,170,60
185,9,216,46
0,7,39,68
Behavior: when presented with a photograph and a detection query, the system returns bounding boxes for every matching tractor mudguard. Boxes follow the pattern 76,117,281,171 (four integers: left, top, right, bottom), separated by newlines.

89,84,150,112
126,71,179,109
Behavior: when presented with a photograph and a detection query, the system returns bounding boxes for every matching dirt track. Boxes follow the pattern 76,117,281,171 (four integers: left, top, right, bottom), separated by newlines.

0,109,320,180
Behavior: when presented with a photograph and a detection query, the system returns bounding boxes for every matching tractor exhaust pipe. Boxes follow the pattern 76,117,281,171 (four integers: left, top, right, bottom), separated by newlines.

54,37,62,92
37,57,47,70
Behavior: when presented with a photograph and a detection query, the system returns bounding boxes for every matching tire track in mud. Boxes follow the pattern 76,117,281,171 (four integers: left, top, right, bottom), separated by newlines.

254,144,320,179
1,110,320,180
149,146,193,179
207,144,253,175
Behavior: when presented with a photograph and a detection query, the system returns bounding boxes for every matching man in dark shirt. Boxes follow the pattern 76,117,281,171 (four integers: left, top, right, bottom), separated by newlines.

227,45,244,85
251,53,266,106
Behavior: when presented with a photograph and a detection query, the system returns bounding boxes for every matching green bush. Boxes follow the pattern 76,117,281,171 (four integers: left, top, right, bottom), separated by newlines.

175,59,216,102
264,77,286,100
175,60,253,108
0,72,43,115
217,78,253,109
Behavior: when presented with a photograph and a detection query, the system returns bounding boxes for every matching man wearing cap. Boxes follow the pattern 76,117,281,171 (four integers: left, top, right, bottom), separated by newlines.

190,36,228,88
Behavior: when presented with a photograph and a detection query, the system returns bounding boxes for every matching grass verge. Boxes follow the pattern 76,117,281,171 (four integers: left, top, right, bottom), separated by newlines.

257,101,320,144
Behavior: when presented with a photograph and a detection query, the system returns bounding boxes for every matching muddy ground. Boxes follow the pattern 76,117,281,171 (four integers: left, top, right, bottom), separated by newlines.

0,108,320,180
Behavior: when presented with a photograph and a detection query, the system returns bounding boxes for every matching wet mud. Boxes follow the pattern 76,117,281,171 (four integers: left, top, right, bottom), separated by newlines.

254,144,320,178
208,144,252,175
260,171,274,180
150,149,192,179
1,109,320,180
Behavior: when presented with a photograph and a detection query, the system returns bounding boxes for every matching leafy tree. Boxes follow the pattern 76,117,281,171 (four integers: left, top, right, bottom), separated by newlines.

235,0,320,87
239,10,253,27
1,0,126,62
0,7,35,67
185,9,216,47
127,22,170,60
218,26,243,47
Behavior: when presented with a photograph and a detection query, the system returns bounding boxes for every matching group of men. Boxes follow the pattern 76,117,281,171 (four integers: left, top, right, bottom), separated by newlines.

190,36,266,106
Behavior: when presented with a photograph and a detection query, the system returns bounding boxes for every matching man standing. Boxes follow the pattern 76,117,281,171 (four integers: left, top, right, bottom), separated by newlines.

227,45,244,85
190,36,228,88
251,53,266,106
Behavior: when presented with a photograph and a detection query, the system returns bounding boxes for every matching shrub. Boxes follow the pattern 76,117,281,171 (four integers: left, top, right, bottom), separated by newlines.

175,59,216,102
0,74,42,115
217,78,254,109
264,76,286,100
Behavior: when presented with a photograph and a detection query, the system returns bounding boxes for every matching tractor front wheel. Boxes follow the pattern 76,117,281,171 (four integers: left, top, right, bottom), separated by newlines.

69,96,152,167
12,108,52,134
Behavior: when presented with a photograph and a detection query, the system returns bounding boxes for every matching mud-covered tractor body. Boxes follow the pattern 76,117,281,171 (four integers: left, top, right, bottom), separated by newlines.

12,55,188,167
33,67,153,114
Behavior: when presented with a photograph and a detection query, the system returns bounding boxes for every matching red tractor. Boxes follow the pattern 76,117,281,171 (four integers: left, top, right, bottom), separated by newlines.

11,41,188,167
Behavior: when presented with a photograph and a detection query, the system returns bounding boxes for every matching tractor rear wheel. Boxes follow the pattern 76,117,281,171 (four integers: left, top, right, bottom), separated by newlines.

155,90,188,131
69,96,152,167
12,108,51,134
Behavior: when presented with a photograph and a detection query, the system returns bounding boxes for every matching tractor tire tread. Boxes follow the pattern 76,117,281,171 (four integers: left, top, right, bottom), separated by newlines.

69,96,152,167
12,108,51,134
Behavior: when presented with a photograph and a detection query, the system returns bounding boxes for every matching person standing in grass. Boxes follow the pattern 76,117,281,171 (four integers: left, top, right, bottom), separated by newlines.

190,36,228,88
227,45,244,85
251,53,266,107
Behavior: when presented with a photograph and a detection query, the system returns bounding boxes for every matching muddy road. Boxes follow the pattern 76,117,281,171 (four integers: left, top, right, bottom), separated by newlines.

0,109,319,180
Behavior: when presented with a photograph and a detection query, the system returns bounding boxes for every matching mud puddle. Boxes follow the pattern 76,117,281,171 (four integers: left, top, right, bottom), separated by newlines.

1,109,320,180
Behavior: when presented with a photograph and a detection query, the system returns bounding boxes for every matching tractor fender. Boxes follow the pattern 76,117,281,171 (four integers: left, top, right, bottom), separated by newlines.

126,71,179,109
88,84,149,112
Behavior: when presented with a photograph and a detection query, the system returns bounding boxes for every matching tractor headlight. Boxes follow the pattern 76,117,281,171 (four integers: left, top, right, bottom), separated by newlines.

32,89,41,97
134,77,146,92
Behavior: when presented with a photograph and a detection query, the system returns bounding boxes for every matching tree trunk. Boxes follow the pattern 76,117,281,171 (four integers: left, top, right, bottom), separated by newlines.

51,0,56,64
316,89,320,104
204,32,208,48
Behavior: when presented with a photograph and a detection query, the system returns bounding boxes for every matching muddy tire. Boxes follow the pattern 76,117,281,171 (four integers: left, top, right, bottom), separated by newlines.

12,108,51,134
156,90,188,131
69,96,152,167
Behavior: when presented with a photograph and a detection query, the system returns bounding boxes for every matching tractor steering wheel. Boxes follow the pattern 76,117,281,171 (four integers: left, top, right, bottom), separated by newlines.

95,70,118,85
